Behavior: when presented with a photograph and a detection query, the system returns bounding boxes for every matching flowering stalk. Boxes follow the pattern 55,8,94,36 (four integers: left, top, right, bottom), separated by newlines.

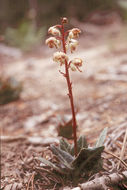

45,17,82,156
61,19,77,156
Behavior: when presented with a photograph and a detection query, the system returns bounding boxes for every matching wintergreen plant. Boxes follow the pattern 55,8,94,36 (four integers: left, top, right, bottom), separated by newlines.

36,18,107,185
45,17,83,156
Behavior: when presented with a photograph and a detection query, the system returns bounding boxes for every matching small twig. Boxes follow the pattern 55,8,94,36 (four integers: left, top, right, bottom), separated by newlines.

31,173,35,190
26,175,31,190
1,135,27,142
104,150,127,169
26,173,35,190
35,166,54,175
117,128,127,170
53,183,57,190
1,135,59,145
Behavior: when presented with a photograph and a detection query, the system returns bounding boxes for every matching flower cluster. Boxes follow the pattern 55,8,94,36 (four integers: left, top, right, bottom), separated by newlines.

45,17,83,72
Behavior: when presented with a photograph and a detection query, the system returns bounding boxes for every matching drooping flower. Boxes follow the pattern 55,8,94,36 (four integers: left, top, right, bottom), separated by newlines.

72,58,82,67
68,28,81,39
48,26,61,36
69,58,83,72
53,52,68,66
45,37,61,48
66,39,78,53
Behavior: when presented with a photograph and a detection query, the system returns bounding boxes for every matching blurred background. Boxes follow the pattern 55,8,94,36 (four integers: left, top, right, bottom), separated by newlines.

1,3,127,184
0,0,127,52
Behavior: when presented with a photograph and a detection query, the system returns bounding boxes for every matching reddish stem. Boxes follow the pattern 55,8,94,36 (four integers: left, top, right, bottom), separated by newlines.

61,20,77,156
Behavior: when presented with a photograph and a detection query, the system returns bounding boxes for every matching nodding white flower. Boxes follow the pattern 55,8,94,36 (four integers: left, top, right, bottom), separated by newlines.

72,58,82,67
48,26,61,36
66,39,78,53
45,37,61,48
70,58,83,72
68,28,81,39
53,52,68,66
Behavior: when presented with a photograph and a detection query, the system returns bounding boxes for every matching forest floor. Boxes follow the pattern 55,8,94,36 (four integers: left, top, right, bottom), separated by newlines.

1,17,127,189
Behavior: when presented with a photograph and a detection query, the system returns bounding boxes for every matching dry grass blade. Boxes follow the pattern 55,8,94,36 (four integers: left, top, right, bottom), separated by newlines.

117,128,127,170
104,150,127,169
26,173,35,190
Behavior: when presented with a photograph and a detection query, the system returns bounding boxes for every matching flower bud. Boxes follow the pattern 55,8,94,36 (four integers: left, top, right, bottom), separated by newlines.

68,28,81,39
62,17,68,24
45,37,61,48
48,26,61,36
53,52,68,66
